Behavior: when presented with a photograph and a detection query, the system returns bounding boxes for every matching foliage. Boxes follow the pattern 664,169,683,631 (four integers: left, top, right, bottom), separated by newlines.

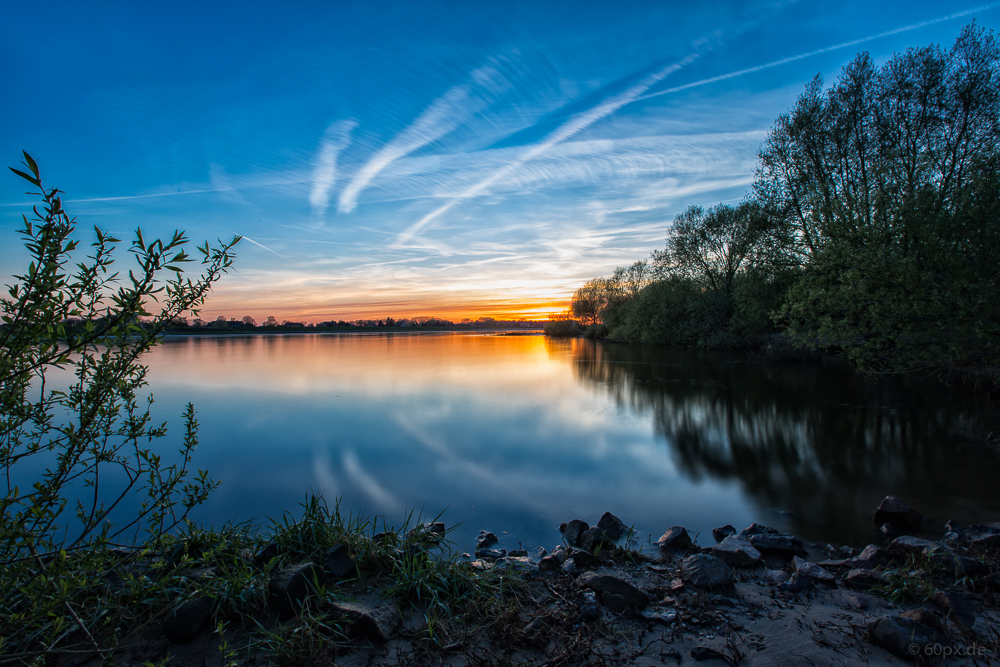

0,154,239,660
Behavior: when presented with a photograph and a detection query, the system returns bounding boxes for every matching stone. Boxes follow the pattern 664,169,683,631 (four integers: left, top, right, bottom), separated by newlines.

643,610,678,626
561,559,579,575
712,525,736,542
539,555,562,572
891,535,946,554
681,554,734,589
868,615,949,661
793,556,835,583
475,548,506,560
878,523,906,539
253,542,279,570
833,591,890,610
407,522,446,546
709,537,762,568
844,568,887,589
323,544,357,579
847,545,883,569
578,589,599,620
765,569,789,584
971,532,1000,548
596,512,627,542
579,527,612,552
330,601,400,642
658,526,693,554
931,590,977,628
744,532,806,558
944,519,965,536
577,573,649,609
566,547,598,570
928,552,984,577
562,519,589,548
900,608,946,634
690,646,731,662
476,531,499,550
873,496,922,532
508,549,528,557
162,596,213,643
778,572,813,593
269,563,327,620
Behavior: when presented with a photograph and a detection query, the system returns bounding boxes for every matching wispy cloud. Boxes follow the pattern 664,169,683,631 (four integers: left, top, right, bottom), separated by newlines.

309,120,356,218
337,65,509,214
341,449,400,513
235,232,285,258
394,53,702,246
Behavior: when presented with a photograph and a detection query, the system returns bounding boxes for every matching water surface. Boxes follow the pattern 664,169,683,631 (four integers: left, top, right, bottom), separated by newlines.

141,333,1000,553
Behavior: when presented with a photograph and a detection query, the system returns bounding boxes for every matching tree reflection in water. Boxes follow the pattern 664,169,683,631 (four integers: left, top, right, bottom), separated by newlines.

560,338,1000,545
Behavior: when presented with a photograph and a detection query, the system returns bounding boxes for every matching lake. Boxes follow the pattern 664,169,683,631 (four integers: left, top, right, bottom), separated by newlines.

139,332,1000,554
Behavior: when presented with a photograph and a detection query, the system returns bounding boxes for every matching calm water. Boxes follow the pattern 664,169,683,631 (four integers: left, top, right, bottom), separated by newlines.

137,333,1000,553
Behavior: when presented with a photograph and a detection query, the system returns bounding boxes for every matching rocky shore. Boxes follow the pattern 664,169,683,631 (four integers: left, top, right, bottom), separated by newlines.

71,496,999,667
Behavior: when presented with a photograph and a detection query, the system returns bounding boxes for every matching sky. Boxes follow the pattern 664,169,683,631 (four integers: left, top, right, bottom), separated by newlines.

2,1,999,323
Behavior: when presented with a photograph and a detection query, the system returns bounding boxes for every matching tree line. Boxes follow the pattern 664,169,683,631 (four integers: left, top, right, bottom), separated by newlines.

570,24,1000,377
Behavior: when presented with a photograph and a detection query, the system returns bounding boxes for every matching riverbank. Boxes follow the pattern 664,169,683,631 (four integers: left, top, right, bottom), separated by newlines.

11,495,997,666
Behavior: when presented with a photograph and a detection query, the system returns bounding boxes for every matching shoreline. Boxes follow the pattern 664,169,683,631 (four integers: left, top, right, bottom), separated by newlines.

23,496,1000,666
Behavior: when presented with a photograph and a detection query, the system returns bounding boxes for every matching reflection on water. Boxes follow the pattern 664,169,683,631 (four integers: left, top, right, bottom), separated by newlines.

139,333,1000,551
569,340,1000,543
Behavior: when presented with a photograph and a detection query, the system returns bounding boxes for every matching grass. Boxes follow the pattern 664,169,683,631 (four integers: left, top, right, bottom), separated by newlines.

0,495,527,666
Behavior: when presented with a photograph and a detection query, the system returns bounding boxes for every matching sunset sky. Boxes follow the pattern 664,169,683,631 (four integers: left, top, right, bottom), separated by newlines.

2,1,998,322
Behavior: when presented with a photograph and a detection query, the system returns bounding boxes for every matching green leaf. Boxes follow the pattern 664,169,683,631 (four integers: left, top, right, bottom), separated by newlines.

22,151,40,179
9,167,39,186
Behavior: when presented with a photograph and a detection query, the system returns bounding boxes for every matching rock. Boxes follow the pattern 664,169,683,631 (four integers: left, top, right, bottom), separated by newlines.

891,535,946,554
793,556,835,583
847,545,883,569
709,537,762,568
330,601,400,642
577,573,649,610
643,610,677,626
873,496,922,533
833,591,890,610
407,522,446,546
561,559,578,575
868,615,949,661
878,523,907,539
476,531,499,550
539,555,562,572
162,596,213,643
744,532,806,558
739,523,779,537
658,526,693,554
900,608,946,634
562,519,589,548
971,532,1000,549
566,547,598,570
928,552,984,577
323,544,357,579
712,525,736,543
931,590,977,628
596,512,627,542
844,568,887,589
944,519,965,537
681,554,734,589
778,572,813,593
508,549,528,557
578,589,599,620
765,569,789,584
253,542,279,570
269,563,327,620
690,646,731,662
579,527,613,552
475,548,506,560
824,544,856,559
601,592,632,613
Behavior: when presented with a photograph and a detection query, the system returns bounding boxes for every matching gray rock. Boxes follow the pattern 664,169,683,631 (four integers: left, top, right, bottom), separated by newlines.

323,544,357,579
643,610,677,626
709,536,761,568
577,573,649,609
745,532,805,558
900,608,946,634
561,559,578,575
873,496,922,532
562,519,589,548
566,547,598,570
928,552,984,577
878,523,907,539
868,615,949,661
891,535,945,554
765,569,789,584
847,544,883,569
407,521,446,546
476,531,499,550
833,591,890,610
793,556,835,583
539,555,562,571
971,532,1000,548
658,526,693,554
253,542,279,570
596,512,627,542
330,601,401,642
475,548,506,560
508,549,528,557
162,596,213,643
269,563,327,620
844,568,887,589
578,589,599,620
778,572,813,593
712,525,736,542
681,554,734,589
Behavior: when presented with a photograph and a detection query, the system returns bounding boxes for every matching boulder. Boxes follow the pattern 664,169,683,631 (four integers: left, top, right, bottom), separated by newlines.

596,512,627,542
765,569,789,584
561,559,578,575
323,544,357,579
566,547,598,570
712,525,736,543
330,601,401,642
778,572,813,593
847,545,883,569
253,542,280,570
269,563,327,620
931,590,977,628
878,523,907,539
738,523,805,557
793,556,835,583
868,615,949,661
844,568,887,589
476,531,499,550
562,520,589,548
657,526,693,554
709,537,761,568
407,522,446,546
475,548,506,560
873,496,922,533
577,573,649,610
162,596,213,643
681,554,734,589
900,608,946,634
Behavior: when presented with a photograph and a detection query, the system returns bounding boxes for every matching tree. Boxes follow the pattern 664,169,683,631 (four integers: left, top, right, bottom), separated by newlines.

570,278,608,326
264,315,279,327
241,315,257,327
758,24,1000,372
0,155,239,656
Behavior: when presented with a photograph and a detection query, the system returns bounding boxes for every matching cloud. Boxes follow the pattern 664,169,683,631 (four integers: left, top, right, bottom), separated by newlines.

341,448,400,513
337,65,509,214
309,120,357,218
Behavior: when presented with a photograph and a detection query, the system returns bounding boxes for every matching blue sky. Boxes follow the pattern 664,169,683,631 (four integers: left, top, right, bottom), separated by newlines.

3,1,998,321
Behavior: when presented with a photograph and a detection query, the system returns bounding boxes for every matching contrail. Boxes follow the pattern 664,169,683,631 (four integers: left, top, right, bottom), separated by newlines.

394,53,702,246
235,232,285,258
636,3,1000,102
